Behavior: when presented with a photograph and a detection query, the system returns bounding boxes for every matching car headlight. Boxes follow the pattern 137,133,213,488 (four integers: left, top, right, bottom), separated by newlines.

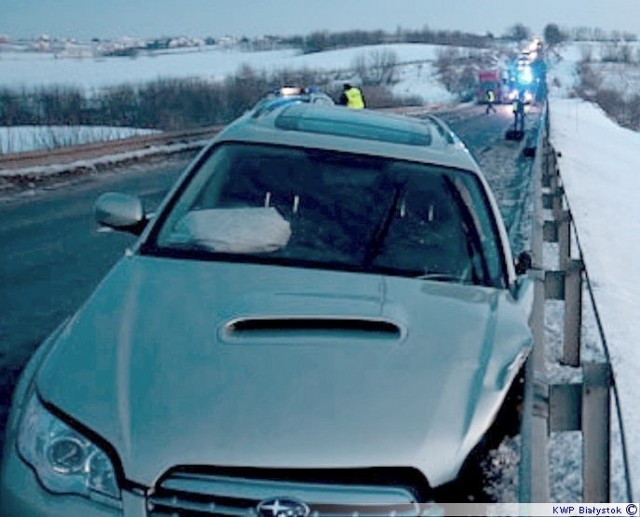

16,392,121,509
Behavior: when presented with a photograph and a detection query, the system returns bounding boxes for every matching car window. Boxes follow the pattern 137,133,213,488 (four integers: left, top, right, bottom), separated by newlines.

151,143,506,287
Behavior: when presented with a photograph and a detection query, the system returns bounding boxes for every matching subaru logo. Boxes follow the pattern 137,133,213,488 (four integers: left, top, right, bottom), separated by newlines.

256,497,310,517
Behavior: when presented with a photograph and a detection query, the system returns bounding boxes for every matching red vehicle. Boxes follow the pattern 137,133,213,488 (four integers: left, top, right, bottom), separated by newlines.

477,69,509,104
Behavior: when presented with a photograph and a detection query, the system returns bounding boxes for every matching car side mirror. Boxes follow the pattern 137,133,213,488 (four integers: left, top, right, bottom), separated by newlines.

514,250,533,276
94,192,147,235
511,250,536,307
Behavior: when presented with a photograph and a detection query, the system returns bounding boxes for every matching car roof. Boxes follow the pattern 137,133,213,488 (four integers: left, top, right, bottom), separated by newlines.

211,102,482,174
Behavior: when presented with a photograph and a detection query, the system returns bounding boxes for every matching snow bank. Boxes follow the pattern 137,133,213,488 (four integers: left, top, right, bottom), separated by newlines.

550,97,640,500
0,125,160,154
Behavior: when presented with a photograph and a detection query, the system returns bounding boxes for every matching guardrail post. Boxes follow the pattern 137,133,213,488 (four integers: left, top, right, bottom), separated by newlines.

543,166,559,191
542,187,564,223
544,270,564,301
562,259,584,367
543,210,572,272
548,363,612,502
558,211,572,270
552,185,564,221
542,143,556,175
582,362,611,502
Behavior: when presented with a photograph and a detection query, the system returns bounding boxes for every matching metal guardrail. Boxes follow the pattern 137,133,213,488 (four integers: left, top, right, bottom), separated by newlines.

0,125,223,172
519,100,551,503
519,102,633,502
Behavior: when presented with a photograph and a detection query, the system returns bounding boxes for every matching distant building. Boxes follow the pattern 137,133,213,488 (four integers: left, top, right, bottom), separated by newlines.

96,36,145,57
146,38,172,50
31,34,51,52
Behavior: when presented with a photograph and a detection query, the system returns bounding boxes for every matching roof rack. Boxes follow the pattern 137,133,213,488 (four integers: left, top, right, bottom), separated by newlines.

273,104,434,146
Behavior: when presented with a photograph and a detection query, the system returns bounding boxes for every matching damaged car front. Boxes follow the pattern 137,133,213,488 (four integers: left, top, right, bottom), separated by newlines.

0,103,532,516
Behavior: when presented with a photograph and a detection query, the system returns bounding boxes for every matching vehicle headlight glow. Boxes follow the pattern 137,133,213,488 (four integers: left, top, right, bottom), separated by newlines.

519,67,533,85
279,86,302,97
16,393,121,508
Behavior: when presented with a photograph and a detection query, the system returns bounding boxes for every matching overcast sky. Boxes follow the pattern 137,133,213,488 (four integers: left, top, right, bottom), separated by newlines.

3,0,639,41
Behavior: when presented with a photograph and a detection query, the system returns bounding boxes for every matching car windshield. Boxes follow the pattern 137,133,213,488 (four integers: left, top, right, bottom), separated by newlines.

150,143,506,287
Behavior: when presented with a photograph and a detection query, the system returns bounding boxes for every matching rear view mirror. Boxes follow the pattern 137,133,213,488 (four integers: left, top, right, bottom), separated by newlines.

94,192,147,235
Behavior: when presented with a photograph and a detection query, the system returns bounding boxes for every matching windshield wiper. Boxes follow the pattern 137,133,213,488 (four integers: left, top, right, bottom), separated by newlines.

441,176,490,285
363,185,404,268
415,271,477,285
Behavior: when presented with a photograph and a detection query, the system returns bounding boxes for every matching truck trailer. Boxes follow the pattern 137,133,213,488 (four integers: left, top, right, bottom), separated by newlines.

476,69,509,104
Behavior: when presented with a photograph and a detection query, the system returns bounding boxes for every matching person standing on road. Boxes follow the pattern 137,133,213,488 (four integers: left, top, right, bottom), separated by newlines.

485,89,496,114
339,83,365,109
512,93,526,132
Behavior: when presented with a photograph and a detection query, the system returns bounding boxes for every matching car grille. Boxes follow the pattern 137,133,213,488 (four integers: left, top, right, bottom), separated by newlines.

147,468,425,517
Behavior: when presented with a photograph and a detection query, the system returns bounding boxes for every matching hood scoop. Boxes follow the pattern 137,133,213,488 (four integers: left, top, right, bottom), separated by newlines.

222,317,403,342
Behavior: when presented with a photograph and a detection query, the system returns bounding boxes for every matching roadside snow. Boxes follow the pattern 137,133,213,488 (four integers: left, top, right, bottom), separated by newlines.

549,98,640,500
0,139,206,178
0,125,160,154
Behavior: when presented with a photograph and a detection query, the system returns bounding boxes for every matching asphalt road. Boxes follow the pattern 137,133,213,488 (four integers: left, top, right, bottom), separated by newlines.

435,103,539,253
0,102,538,495
0,154,195,432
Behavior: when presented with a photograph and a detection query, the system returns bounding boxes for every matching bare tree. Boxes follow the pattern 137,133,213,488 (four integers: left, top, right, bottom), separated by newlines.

600,42,634,63
543,23,567,48
505,24,532,44
352,49,399,86
573,26,594,41
580,45,593,63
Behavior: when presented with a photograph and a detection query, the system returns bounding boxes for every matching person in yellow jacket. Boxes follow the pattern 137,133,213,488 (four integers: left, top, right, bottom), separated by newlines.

485,89,496,114
339,83,365,109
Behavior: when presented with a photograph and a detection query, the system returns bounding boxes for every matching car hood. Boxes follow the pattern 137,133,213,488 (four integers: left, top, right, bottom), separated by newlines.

37,255,531,488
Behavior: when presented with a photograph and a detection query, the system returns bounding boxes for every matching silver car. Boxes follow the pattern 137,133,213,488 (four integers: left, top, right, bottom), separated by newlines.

0,101,533,515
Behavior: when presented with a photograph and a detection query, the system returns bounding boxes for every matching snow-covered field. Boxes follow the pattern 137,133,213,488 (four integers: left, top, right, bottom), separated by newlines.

3,38,636,152
0,43,456,103
0,43,458,153
546,40,640,99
